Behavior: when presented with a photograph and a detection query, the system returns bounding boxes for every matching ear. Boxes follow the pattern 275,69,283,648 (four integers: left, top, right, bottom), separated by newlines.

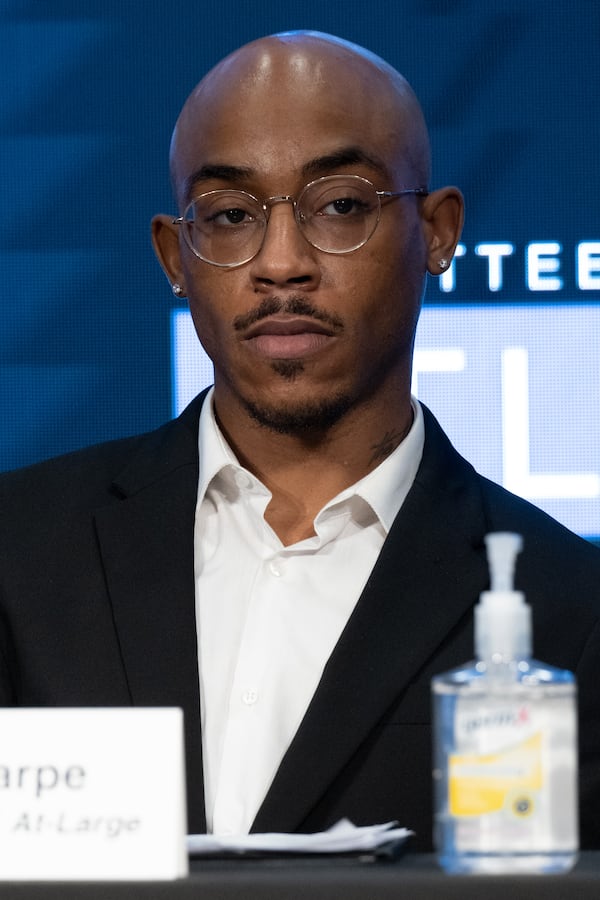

420,187,464,275
151,214,186,290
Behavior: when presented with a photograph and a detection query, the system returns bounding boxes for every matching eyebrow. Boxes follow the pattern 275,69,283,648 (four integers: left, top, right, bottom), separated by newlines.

301,147,391,180
183,164,254,200
183,146,391,200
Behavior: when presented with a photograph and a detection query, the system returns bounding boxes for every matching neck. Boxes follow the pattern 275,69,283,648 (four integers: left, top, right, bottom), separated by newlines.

213,391,414,546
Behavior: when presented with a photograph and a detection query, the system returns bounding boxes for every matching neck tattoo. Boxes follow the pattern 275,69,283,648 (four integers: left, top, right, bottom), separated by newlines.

368,421,412,466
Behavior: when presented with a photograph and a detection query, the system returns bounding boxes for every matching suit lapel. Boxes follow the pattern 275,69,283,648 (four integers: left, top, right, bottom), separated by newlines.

93,395,207,832
252,406,489,833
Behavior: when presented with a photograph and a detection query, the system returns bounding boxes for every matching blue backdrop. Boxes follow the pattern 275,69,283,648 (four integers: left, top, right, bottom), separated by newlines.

1,0,599,541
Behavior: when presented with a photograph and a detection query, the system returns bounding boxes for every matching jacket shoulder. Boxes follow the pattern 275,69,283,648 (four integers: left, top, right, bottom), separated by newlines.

0,393,205,512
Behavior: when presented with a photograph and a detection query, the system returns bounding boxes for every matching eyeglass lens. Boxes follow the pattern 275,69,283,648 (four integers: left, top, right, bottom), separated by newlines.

181,176,382,266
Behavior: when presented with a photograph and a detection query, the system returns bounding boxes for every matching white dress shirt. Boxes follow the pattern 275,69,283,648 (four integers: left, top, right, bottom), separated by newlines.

194,389,424,835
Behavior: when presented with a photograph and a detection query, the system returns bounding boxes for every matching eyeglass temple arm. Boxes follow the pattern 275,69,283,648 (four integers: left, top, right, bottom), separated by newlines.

378,188,429,199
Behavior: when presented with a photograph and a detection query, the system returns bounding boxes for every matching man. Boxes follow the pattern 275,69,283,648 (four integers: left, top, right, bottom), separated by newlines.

1,32,599,851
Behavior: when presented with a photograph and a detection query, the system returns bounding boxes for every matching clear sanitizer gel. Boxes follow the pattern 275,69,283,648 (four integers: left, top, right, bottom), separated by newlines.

432,532,578,874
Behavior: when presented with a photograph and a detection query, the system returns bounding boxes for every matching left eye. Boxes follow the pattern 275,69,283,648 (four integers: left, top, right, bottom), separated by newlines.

318,196,370,216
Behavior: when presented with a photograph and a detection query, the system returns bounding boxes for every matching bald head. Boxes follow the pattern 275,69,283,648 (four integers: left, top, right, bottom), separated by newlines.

151,29,464,448
169,31,431,208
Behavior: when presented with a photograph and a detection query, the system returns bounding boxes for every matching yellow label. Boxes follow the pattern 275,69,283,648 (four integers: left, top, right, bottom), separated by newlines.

449,732,543,817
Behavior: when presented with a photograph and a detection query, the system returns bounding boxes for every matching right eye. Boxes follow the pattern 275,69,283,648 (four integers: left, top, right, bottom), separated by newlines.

206,206,254,226
191,193,259,229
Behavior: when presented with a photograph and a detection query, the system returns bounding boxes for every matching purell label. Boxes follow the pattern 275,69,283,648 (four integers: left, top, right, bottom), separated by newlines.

450,691,577,852
450,731,542,816
455,704,531,740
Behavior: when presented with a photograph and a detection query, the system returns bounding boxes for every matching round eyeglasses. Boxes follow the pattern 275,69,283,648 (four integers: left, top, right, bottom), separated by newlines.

173,174,428,268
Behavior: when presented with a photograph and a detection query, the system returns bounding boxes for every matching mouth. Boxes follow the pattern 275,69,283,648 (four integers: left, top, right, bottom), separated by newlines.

242,315,338,360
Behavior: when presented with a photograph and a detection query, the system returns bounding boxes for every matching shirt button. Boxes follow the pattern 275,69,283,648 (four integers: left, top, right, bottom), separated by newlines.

242,689,258,705
269,560,283,577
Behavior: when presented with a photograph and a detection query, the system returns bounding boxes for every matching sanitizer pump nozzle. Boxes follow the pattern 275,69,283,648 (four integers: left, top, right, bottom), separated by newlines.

474,532,531,661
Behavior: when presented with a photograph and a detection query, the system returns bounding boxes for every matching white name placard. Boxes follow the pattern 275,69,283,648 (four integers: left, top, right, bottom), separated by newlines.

0,708,188,881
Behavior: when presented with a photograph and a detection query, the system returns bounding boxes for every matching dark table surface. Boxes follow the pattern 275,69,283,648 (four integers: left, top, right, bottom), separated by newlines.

1,852,600,899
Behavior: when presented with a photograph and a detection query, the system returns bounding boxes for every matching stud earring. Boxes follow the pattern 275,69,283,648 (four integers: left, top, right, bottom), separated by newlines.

438,258,449,270
171,283,185,297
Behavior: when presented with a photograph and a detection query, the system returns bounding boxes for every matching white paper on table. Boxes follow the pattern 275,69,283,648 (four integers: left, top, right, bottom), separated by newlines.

186,818,413,856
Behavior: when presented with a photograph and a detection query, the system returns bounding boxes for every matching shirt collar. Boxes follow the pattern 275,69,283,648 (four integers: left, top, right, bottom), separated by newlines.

318,399,424,533
197,387,250,502
197,387,425,534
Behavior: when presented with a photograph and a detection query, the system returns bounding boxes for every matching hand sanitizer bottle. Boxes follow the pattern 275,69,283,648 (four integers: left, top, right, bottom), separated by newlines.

431,532,578,874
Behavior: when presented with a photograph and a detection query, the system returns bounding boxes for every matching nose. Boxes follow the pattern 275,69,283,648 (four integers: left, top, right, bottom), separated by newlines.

249,201,321,290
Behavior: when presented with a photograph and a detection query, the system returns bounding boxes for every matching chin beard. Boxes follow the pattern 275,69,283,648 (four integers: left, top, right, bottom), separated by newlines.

242,392,353,435
239,357,352,435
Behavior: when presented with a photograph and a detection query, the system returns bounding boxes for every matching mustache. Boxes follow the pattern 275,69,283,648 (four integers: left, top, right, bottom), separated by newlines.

233,296,344,332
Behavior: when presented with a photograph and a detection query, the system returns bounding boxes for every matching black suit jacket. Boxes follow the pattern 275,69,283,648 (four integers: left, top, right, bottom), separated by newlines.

1,392,599,851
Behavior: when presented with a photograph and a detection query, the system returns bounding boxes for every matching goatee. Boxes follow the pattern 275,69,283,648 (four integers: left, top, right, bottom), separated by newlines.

242,391,354,435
